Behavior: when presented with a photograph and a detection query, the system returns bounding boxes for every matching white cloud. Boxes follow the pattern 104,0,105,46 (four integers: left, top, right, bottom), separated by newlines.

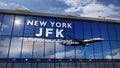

49,49,83,58
0,37,64,57
0,23,8,31
58,0,120,20
0,1,29,10
106,48,120,59
0,37,84,58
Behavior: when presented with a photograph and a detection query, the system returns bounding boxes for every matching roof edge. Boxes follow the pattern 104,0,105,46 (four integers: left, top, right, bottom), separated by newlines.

0,9,120,23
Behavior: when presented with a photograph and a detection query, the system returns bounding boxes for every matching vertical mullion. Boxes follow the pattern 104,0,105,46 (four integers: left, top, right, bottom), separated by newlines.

98,22,106,68
31,16,37,68
113,24,120,57
6,14,15,68
20,16,26,68
90,22,96,68
106,23,114,68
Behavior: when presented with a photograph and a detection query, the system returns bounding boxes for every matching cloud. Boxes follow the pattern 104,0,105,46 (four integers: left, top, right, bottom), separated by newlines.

0,37,84,58
0,23,8,31
106,48,120,59
0,37,64,57
58,0,120,20
49,49,83,58
0,1,29,10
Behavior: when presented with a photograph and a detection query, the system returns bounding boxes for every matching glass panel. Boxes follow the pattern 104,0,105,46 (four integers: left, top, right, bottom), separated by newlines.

13,63,22,68
85,44,94,59
33,41,44,58
7,63,14,68
55,18,66,59
93,42,103,59
0,14,3,32
89,63,95,68
99,22,109,40
55,63,59,68
68,63,75,68
76,46,85,59
32,63,37,68
60,63,68,68
104,63,113,68
38,63,46,68
45,42,55,58
77,63,81,68
7,63,12,68
107,23,116,40
110,41,119,59
46,63,54,68
115,24,120,41
24,16,35,37
91,22,100,38
66,46,75,58
75,20,85,59
91,22,103,59
55,42,65,59
81,63,88,68
65,19,75,59
0,63,6,68
21,38,33,58
44,18,55,38
75,20,83,40
102,41,111,59
83,21,92,39
35,17,46,38
9,37,22,58
0,36,10,58
23,63,31,68
12,15,25,36
0,14,14,35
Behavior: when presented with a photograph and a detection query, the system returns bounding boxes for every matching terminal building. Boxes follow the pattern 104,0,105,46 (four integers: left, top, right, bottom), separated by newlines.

0,9,120,68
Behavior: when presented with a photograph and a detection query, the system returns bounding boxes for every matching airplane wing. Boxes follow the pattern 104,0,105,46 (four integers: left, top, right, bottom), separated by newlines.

83,38,104,43
67,35,83,43
64,42,80,46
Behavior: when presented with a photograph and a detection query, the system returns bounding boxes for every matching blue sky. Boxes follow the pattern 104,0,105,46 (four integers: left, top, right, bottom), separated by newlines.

0,0,120,20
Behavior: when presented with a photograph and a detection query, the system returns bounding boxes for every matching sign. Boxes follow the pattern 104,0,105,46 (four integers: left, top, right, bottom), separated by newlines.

26,20,72,38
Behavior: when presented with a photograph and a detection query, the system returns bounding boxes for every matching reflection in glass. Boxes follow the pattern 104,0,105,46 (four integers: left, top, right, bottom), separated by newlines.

24,16,35,37
38,63,46,68
99,22,109,40
0,14,14,35
93,42,103,59
12,15,25,36
83,21,92,39
89,63,95,68
75,20,83,40
0,63,6,68
102,41,111,59
110,41,120,59
66,46,75,59
107,23,116,40
76,46,85,59
23,63,31,68
21,40,33,58
7,63,12,68
85,44,94,59
0,36,10,58
45,42,54,58
9,37,22,58
13,63,22,68
115,24,120,41
55,42,65,59
33,42,44,58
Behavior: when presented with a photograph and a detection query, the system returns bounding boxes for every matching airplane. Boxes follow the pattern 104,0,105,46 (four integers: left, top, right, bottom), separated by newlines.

63,36,104,47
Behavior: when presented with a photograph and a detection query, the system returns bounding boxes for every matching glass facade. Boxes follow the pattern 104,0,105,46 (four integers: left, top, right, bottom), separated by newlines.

0,13,120,68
